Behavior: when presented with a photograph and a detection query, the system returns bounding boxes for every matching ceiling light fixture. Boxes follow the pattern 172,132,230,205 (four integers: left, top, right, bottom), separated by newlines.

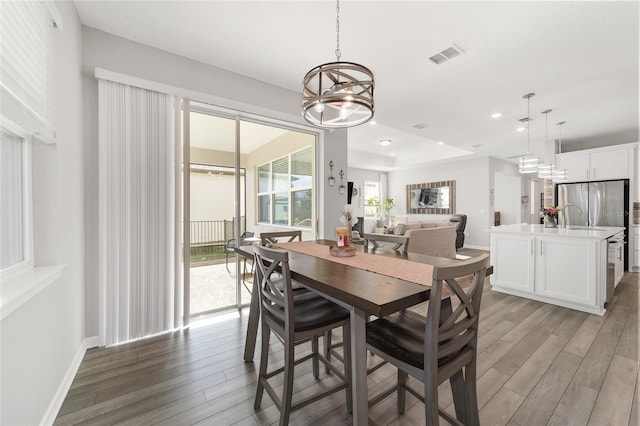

518,93,539,174
301,0,374,128
491,112,502,119
552,121,568,181
516,127,526,132
379,139,391,146
537,109,555,178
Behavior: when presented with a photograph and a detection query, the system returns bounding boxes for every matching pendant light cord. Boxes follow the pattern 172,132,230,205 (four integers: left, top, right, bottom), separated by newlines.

335,0,341,61
526,95,531,154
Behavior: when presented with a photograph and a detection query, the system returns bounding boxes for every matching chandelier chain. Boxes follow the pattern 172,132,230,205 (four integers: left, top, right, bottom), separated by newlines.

335,0,341,60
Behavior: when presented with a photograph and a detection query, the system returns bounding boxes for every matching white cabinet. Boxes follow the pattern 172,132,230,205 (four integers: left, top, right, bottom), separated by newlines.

557,154,590,182
490,234,535,292
537,237,597,306
632,227,640,273
556,146,631,182
491,233,604,314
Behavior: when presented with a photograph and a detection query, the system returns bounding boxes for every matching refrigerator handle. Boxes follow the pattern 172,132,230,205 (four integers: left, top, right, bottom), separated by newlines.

587,168,590,179
592,168,596,179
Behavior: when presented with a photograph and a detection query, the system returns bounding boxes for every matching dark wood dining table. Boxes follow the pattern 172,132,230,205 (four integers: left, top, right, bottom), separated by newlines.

235,239,490,425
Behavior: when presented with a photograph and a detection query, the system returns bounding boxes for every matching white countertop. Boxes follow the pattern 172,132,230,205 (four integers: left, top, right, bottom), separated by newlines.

490,224,625,239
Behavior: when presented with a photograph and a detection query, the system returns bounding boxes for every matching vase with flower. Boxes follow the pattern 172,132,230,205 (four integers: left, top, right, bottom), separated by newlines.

540,206,561,228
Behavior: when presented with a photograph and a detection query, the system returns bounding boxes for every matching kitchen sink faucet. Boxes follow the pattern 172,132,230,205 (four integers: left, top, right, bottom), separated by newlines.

560,203,583,227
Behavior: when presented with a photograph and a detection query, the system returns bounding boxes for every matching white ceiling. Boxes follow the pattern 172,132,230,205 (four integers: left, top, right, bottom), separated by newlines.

74,1,639,171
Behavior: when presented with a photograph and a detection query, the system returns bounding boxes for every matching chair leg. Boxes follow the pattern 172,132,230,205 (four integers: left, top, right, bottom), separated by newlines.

397,370,407,414
225,251,231,273
254,323,270,409
324,331,332,374
343,320,352,414
450,369,468,425
312,336,320,379
464,361,480,426
280,336,295,426
424,380,439,425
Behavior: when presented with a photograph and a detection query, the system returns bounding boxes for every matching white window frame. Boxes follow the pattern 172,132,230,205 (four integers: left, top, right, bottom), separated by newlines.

0,119,34,279
256,146,314,228
363,180,381,218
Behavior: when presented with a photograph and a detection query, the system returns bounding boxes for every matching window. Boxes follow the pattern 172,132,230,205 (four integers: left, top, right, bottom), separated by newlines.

363,181,380,218
0,126,31,272
257,146,313,228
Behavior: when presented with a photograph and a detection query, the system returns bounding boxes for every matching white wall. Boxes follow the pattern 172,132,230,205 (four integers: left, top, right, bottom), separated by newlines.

494,171,522,225
190,173,236,221
81,27,346,336
388,157,491,248
321,130,349,239
1,2,86,424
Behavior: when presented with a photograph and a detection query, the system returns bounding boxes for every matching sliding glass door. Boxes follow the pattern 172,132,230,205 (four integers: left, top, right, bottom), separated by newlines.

183,101,317,317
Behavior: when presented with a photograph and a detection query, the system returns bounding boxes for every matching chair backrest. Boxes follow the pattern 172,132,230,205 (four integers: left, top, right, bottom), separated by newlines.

253,244,294,329
260,230,302,246
406,226,456,258
449,214,467,249
227,231,255,249
425,253,489,376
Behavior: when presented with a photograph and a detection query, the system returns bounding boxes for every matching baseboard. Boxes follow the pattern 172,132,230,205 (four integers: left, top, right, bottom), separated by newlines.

84,335,101,349
40,337,94,425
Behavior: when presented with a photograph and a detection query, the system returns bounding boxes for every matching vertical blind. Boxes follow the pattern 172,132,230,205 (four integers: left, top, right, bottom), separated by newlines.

98,79,180,346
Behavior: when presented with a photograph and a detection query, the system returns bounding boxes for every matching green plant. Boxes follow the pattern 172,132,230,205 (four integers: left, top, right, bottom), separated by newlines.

382,198,395,212
366,196,380,206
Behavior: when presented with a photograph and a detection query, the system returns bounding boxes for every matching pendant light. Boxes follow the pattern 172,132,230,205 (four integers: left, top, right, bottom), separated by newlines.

301,0,375,128
552,121,568,181
537,109,555,178
518,92,539,173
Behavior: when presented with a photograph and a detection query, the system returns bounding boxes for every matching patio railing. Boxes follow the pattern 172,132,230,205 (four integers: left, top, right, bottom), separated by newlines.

190,217,245,246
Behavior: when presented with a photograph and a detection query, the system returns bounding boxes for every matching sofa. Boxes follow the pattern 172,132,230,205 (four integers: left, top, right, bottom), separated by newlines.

389,214,467,250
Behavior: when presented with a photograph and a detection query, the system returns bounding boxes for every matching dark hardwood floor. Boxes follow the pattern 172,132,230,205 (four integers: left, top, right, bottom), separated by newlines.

55,272,638,425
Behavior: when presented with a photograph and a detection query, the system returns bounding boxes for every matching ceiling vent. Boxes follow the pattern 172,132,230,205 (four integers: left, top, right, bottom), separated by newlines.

428,43,465,65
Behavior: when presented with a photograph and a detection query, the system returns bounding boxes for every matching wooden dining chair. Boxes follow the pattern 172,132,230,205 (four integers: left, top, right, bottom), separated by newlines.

366,254,490,425
260,230,302,246
253,244,352,426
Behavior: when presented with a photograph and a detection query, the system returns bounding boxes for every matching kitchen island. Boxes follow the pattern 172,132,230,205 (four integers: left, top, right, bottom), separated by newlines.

490,224,625,315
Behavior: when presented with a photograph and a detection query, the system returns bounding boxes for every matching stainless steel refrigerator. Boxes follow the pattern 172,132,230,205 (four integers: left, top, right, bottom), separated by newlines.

556,179,629,270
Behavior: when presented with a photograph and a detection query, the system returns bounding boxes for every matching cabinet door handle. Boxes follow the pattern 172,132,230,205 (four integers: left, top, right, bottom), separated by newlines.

586,168,590,179
593,168,596,179
618,247,622,261
530,239,534,255
540,242,543,256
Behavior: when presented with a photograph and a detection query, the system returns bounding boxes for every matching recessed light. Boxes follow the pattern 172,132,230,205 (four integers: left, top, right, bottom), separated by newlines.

516,127,526,132
379,139,391,146
491,112,502,119
391,153,396,156
437,141,445,145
